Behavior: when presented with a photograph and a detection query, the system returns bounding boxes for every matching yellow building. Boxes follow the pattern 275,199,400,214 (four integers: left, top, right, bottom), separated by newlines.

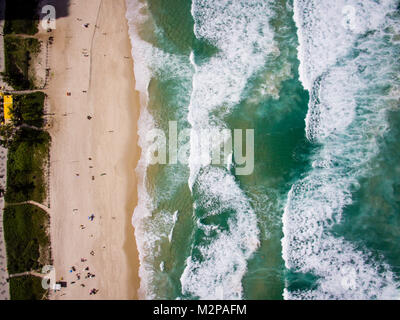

0,92,13,124
3,95,13,124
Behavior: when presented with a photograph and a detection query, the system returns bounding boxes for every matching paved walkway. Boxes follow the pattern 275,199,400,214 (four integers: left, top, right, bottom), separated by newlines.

0,0,9,301
8,270,45,279
6,200,50,214
0,146,9,300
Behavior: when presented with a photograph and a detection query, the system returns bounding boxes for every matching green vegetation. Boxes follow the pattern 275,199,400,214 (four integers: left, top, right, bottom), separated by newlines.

3,204,50,274
2,35,41,90
1,0,51,301
5,128,50,203
2,115,51,300
0,124,15,148
12,92,45,128
3,0,39,35
9,276,47,300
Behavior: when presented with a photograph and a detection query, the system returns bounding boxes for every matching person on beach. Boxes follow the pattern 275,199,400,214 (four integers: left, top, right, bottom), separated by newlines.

89,288,98,295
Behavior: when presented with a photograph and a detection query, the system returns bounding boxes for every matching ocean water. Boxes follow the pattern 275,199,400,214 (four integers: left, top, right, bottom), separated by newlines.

125,0,400,299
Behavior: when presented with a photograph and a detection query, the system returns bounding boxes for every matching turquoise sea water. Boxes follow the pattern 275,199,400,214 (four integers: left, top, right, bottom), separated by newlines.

125,0,400,299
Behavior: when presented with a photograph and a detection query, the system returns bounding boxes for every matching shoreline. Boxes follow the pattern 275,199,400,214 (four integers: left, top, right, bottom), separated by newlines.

46,0,140,299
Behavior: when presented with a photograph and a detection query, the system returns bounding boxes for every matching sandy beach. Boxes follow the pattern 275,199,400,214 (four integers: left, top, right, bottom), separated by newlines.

45,0,140,299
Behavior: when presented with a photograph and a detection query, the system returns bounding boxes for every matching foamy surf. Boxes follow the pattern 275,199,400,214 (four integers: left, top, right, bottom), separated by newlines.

125,0,193,299
179,0,284,299
282,0,400,299
125,0,400,300
180,167,260,299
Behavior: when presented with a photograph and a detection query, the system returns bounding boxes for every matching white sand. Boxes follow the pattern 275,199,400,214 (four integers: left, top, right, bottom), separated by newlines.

45,0,140,299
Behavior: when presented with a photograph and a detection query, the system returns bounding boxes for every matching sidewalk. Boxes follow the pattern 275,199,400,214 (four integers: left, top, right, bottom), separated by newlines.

0,0,10,300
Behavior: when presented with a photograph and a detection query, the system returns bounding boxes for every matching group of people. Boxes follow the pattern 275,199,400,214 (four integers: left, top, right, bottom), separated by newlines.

68,262,98,295
68,155,98,296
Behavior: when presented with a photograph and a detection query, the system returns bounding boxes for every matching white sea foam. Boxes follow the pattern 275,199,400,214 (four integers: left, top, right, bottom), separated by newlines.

180,167,259,299
125,0,154,299
293,0,396,91
180,0,282,299
283,0,400,299
188,0,276,186
282,176,399,299
125,0,192,299
168,210,179,243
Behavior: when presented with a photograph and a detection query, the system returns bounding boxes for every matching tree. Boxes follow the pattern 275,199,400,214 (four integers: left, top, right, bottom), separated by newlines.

0,123,15,148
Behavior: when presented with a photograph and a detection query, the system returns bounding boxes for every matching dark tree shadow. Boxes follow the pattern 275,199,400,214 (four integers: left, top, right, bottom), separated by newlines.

1,0,70,22
39,0,70,20
0,0,70,35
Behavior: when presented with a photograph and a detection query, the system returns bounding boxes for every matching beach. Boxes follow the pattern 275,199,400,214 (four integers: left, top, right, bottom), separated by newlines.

45,0,400,300
0,0,397,302
46,0,140,299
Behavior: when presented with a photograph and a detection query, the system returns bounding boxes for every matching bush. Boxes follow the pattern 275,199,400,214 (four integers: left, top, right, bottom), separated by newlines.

9,276,47,300
3,35,40,90
3,204,50,274
3,0,39,35
0,124,14,148
5,128,50,203
12,92,45,128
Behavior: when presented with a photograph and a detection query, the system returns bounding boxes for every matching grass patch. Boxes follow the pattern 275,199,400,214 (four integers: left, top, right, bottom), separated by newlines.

5,128,50,203
9,276,47,300
12,92,45,128
3,35,40,90
3,0,39,35
3,204,50,274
